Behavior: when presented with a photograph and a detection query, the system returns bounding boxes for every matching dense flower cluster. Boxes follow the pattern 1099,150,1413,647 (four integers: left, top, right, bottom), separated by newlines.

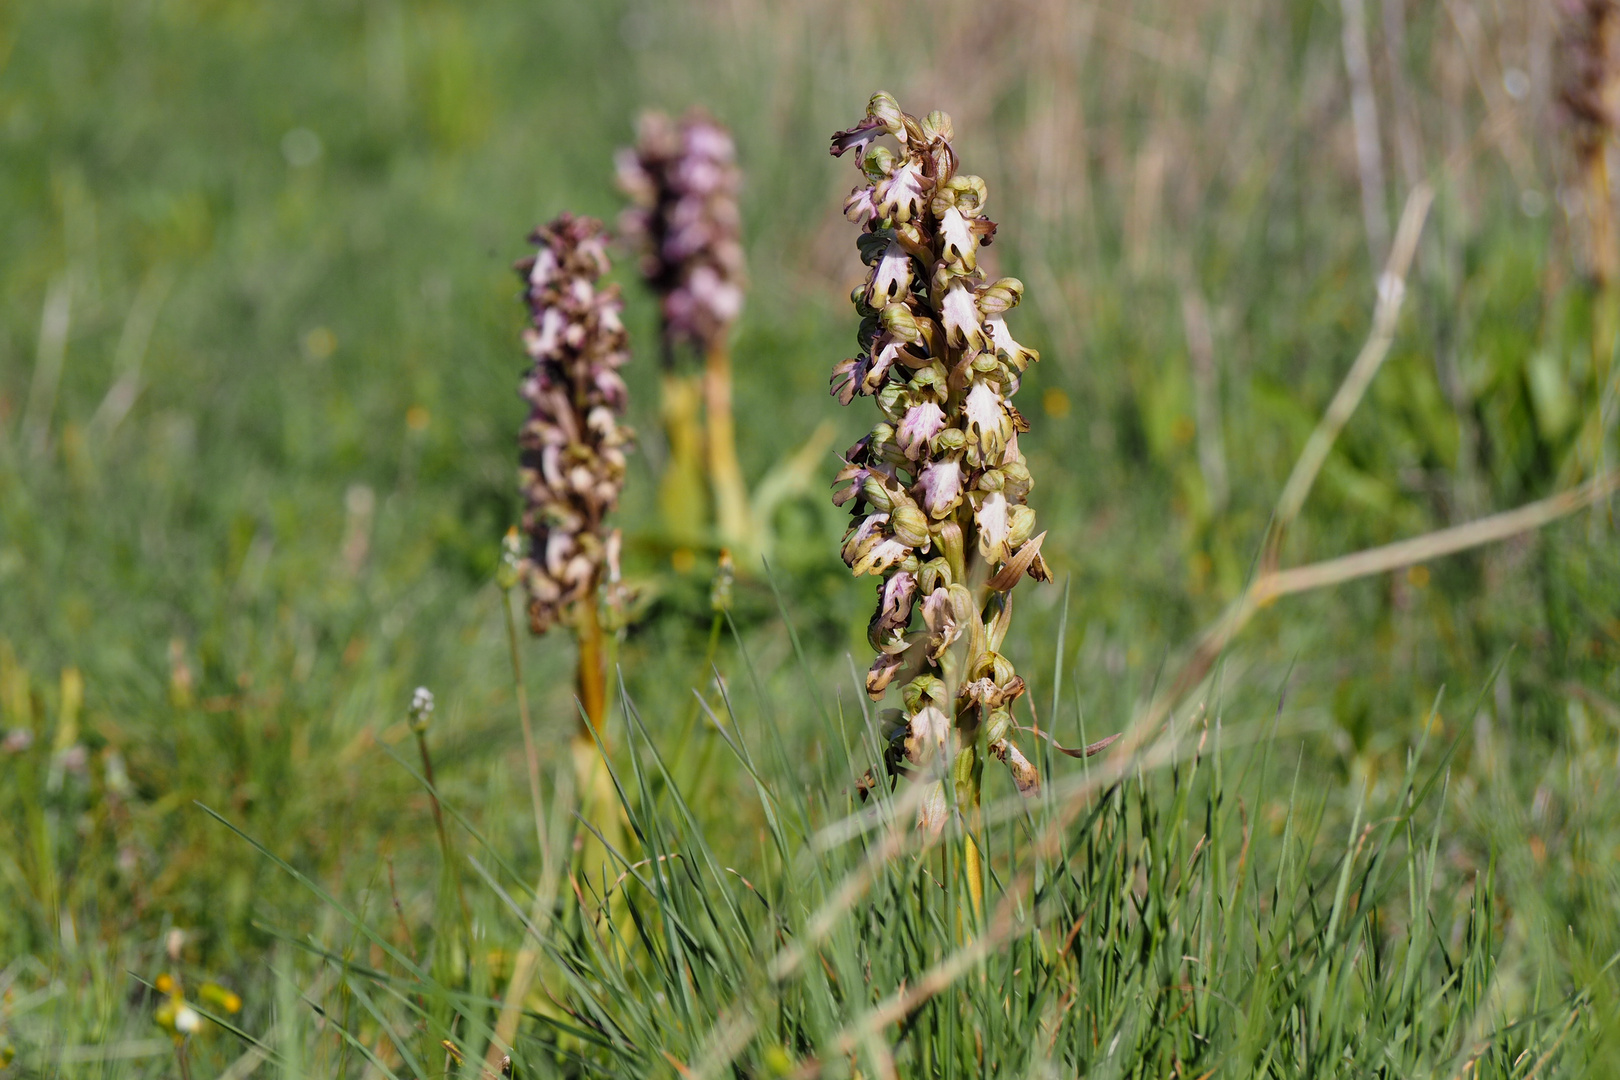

616,109,746,356
829,93,1051,824
514,213,633,634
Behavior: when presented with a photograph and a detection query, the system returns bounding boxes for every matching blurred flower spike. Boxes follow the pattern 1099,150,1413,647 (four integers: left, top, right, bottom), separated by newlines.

617,109,746,357
513,213,634,634
830,92,1050,829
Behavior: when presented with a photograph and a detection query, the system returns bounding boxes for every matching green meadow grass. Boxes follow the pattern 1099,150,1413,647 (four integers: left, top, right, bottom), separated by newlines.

3,0,1620,1075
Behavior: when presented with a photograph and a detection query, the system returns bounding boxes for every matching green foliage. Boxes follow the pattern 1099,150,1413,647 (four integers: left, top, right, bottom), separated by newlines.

1,0,1619,1075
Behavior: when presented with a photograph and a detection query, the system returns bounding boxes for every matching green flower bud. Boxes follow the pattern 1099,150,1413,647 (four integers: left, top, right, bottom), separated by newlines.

895,221,927,252
931,427,967,454
861,475,895,511
902,674,947,714
977,468,1005,492
971,351,1002,374
920,110,955,143
892,504,931,548
984,706,1013,745
929,174,989,219
969,650,1017,687
867,92,904,133
880,302,923,343
849,285,879,317
1001,460,1032,500
948,582,977,625
1007,504,1037,548
918,556,953,594
954,175,988,215
877,381,908,417
862,145,895,182
976,277,1024,315
909,362,947,397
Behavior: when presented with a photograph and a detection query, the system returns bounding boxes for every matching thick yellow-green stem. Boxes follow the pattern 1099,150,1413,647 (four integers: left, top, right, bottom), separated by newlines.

955,731,985,924
704,341,755,565
575,587,607,741
659,372,709,549
414,725,473,968
1571,148,1620,486
570,582,627,920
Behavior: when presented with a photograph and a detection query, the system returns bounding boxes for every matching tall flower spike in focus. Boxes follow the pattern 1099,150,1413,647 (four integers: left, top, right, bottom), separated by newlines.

617,110,754,562
514,212,633,739
829,94,1052,868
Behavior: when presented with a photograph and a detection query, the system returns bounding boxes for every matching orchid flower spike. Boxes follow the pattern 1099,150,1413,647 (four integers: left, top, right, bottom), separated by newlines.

514,213,634,634
829,93,1051,827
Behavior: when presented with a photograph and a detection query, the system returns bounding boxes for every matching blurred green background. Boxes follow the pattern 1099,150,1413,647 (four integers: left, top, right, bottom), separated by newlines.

2,0,1618,1068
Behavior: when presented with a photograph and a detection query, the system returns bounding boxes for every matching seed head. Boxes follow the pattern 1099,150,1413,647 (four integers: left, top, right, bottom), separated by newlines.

514,213,635,634
830,93,1050,819
617,110,746,358
408,686,435,732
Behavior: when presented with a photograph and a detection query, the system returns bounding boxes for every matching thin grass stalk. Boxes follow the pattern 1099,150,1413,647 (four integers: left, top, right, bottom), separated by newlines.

408,694,474,972
497,530,546,851
487,538,560,1070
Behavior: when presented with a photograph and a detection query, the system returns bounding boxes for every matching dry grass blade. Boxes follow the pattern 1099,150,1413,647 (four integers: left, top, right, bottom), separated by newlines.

1118,469,1618,764
1256,472,1620,601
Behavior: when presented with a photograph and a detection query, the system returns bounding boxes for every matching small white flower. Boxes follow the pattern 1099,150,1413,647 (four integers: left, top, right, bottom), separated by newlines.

866,240,913,305
940,279,988,349
896,402,946,459
939,206,975,268
917,458,964,517
976,490,1011,562
986,314,1036,370
528,247,559,287
844,185,877,225
921,587,963,659
875,160,929,223
962,381,1009,462
877,570,918,630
